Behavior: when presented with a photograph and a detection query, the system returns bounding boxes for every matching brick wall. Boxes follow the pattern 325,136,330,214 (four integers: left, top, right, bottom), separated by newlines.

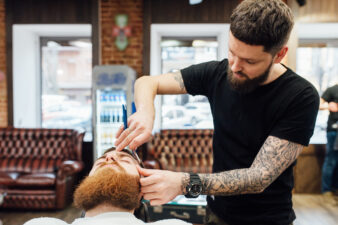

0,0,7,127
100,0,143,77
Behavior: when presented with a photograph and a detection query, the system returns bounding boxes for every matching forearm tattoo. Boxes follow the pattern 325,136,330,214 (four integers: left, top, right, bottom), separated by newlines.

172,71,186,91
199,136,303,196
181,173,189,195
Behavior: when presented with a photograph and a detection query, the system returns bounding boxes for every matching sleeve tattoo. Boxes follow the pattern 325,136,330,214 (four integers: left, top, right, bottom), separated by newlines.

172,71,186,91
194,136,303,196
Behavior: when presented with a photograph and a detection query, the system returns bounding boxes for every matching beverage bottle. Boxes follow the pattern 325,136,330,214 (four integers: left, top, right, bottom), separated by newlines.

100,92,104,102
100,110,104,123
114,93,118,105
101,129,106,145
109,92,114,103
111,109,115,123
106,110,111,123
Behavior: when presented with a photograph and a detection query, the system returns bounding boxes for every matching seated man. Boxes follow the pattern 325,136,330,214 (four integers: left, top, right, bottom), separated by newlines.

24,148,191,225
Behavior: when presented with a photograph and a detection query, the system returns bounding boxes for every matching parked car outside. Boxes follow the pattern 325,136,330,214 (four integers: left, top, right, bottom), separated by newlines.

194,119,214,129
184,102,212,125
162,105,192,129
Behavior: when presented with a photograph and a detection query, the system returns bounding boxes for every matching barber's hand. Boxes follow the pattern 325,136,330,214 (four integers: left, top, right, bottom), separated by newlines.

328,102,338,112
137,167,184,206
115,111,153,151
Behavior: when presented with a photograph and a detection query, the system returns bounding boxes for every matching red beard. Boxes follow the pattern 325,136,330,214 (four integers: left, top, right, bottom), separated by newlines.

73,163,140,211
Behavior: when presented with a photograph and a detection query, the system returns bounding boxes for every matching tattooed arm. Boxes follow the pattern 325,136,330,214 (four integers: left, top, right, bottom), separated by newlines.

190,136,303,195
138,136,303,205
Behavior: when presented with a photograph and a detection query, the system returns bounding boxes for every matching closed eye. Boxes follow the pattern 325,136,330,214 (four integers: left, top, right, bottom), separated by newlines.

120,158,132,164
95,159,105,167
119,155,133,163
246,60,256,64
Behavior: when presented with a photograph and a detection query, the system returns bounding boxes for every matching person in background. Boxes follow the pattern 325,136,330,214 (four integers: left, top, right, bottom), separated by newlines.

114,0,320,224
319,84,338,201
24,148,191,225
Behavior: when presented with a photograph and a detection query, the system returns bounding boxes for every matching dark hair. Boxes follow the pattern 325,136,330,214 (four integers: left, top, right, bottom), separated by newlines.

230,0,294,55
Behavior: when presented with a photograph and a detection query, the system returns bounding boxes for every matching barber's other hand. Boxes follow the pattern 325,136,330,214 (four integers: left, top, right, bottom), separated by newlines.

328,102,338,112
137,167,185,206
115,111,153,151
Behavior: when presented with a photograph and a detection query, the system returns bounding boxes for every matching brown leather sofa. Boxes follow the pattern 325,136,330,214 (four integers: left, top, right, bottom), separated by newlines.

0,127,85,209
145,129,213,173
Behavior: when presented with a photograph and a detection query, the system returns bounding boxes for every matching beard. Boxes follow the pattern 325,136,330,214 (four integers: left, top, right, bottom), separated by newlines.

73,163,140,211
227,61,272,94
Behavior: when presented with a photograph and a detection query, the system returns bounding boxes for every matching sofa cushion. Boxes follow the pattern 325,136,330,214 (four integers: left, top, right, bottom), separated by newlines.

0,172,19,186
15,173,56,187
0,172,55,187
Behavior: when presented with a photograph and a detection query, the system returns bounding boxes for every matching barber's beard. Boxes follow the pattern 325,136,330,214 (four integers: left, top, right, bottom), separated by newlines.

73,163,140,211
227,62,272,94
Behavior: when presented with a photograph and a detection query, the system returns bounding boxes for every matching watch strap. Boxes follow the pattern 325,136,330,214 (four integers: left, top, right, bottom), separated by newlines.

185,173,202,198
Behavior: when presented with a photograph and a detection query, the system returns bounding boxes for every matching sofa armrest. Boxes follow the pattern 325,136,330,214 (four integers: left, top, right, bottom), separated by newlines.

57,160,84,180
143,160,161,170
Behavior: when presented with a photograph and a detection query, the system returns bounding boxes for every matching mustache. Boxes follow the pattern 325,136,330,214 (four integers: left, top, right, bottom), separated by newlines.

233,70,249,79
97,161,125,172
99,161,118,167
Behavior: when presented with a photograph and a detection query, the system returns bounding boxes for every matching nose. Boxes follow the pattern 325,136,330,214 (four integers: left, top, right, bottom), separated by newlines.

230,57,242,73
105,153,118,163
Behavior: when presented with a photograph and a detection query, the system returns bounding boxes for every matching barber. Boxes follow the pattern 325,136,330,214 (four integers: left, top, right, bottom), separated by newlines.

115,1,319,225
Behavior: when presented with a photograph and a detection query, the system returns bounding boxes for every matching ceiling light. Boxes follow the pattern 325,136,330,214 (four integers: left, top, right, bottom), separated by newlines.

189,0,203,5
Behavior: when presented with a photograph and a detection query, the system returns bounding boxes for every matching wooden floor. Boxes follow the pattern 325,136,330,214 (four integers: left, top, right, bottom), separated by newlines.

0,206,82,225
0,194,337,225
293,194,338,225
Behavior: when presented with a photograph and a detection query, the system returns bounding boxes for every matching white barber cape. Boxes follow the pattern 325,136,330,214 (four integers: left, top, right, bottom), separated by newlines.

23,212,192,225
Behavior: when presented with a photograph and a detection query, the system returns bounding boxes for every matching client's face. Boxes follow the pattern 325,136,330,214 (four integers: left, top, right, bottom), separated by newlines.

73,149,141,211
89,149,140,176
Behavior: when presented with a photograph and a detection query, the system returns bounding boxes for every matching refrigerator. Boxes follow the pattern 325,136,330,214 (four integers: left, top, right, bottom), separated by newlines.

92,65,136,159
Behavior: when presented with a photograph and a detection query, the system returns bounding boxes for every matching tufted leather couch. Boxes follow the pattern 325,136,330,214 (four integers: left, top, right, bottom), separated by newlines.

145,129,213,173
0,127,84,209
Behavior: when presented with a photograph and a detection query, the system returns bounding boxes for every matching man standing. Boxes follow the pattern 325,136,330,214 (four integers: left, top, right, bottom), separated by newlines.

115,0,319,224
320,84,338,197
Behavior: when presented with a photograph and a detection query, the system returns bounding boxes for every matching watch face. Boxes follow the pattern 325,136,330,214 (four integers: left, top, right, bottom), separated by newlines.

190,183,203,196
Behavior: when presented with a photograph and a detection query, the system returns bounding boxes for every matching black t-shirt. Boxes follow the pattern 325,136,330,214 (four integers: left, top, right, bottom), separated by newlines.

181,59,319,225
321,84,338,131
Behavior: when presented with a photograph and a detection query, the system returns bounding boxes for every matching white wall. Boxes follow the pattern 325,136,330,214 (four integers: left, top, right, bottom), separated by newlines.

13,27,40,127
13,24,91,128
298,23,338,39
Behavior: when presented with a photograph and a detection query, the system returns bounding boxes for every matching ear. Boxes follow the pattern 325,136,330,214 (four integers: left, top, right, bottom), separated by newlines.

273,46,288,64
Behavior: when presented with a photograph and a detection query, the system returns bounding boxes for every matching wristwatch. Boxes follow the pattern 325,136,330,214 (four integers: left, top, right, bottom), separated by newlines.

185,173,203,198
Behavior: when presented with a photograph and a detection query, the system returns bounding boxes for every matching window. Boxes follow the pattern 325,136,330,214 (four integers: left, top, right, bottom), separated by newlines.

41,37,92,141
176,110,184,118
297,40,338,144
161,37,217,129
165,110,174,119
